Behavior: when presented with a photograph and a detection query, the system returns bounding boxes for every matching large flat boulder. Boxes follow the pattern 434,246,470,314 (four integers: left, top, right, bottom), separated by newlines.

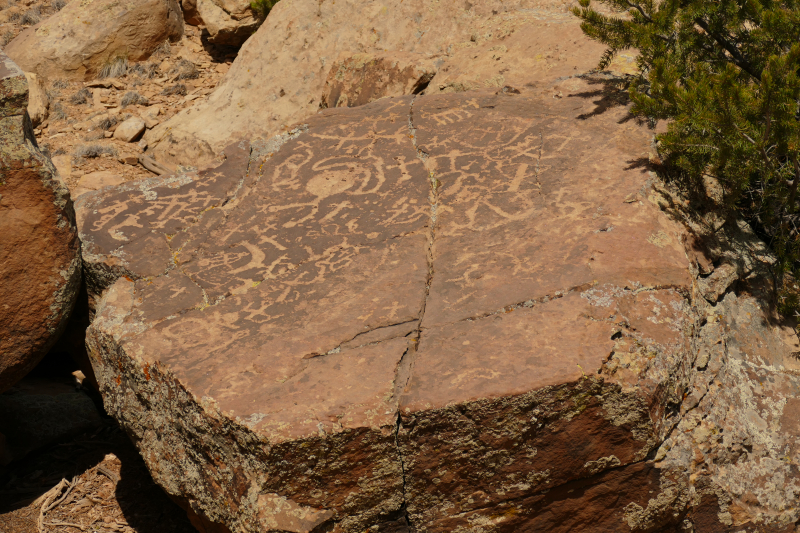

4,0,183,81
0,50,81,393
143,0,609,169
80,75,800,531
78,77,691,531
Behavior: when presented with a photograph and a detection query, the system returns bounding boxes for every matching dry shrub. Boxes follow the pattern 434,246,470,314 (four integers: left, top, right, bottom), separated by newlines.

120,91,149,107
160,84,187,96
98,57,128,79
74,144,117,159
69,88,92,105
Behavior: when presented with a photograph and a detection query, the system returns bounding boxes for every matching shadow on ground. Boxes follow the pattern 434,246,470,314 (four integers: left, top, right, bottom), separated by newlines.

0,353,196,533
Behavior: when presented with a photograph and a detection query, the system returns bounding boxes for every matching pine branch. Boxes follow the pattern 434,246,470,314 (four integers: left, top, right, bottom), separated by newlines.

694,17,762,80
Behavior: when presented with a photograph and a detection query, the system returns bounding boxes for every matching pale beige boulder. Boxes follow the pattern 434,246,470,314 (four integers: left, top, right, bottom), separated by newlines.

23,72,48,127
4,0,184,81
73,171,125,199
145,0,608,169
114,117,146,143
196,0,260,46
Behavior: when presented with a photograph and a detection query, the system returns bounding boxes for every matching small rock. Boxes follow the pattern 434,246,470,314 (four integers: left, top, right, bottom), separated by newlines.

114,116,147,142
119,155,139,166
137,138,148,151
141,105,162,129
104,131,113,138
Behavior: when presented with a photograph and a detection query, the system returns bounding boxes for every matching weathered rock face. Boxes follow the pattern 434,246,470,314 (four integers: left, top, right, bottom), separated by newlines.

74,170,125,199
3,0,183,81
320,52,440,109
74,76,775,533
144,0,609,169
0,51,81,393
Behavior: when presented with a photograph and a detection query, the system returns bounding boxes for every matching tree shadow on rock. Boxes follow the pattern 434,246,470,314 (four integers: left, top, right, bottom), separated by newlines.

568,72,638,123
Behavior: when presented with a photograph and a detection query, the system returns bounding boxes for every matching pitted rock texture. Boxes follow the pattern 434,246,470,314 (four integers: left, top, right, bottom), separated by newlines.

80,78,800,532
4,0,183,81
321,52,440,109
144,0,611,169
0,50,81,393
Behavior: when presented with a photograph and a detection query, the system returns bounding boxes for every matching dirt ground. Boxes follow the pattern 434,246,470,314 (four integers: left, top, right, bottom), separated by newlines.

0,348,197,533
0,422,197,533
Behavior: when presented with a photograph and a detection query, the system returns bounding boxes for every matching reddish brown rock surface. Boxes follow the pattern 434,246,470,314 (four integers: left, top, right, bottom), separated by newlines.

0,50,81,393
79,77,800,532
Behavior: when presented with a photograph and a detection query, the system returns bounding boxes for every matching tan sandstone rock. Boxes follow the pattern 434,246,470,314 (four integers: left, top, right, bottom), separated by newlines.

0,51,81,393
73,77,798,532
144,0,608,169
73,170,125,199
196,0,260,46
114,116,147,143
23,71,48,128
4,0,184,81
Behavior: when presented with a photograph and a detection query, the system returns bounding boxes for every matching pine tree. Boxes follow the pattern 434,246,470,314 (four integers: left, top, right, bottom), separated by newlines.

573,0,800,313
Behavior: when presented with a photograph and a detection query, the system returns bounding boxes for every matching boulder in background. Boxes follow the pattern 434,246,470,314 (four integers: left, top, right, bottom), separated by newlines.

4,0,183,81
143,0,609,169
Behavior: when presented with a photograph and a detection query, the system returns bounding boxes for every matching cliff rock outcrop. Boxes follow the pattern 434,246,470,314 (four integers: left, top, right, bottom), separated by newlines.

76,75,800,532
0,51,81,393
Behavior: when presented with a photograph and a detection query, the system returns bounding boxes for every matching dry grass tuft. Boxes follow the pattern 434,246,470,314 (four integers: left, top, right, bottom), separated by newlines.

69,88,92,105
160,83,187,96
120,91,149,107
98,57,128,79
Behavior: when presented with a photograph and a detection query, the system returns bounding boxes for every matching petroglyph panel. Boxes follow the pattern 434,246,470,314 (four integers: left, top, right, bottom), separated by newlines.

82,81,800,533
411,91,692,328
